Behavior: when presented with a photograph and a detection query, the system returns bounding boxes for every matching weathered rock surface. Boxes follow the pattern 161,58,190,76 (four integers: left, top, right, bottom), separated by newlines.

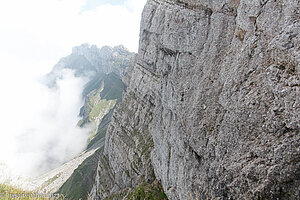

90,0,300,199
89,70,157,198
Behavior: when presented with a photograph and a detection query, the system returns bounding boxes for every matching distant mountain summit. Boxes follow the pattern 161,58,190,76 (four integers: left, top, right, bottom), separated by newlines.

45,44,134,86
72,44,133,76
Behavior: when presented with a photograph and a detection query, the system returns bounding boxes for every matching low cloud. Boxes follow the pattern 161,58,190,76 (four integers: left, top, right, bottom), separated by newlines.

0,69,90,177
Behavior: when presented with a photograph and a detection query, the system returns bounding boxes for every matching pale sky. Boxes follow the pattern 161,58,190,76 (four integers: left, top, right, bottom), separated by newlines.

0,0,146,75
0,0,146,179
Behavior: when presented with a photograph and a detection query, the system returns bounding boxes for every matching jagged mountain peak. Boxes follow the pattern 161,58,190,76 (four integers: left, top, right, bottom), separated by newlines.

45,44,135,87
72,43,131,58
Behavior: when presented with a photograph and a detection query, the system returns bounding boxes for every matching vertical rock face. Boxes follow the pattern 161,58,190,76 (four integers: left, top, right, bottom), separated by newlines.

90,58,159,199
91,0,300,199
143,0,300,199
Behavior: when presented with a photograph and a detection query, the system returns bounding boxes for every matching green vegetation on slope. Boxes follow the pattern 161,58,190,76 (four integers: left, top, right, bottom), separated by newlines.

89,99,116,123
81,72,125,146
0,184,52,200
87,107,114,150
87,82,116,122
80,72,124,128
82,73,105,97
59,72,126,200
103,180,168,200
0,184,24,194
57,148,102,200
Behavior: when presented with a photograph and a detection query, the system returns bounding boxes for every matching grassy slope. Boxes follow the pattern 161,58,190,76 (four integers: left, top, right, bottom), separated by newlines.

86,72,124,148
88,86,116,123
87,107,114,150
0,184,47,200
103,180,168,200
57,148,103,200
58,73,125,200
86,72,124,144
82,73,105,98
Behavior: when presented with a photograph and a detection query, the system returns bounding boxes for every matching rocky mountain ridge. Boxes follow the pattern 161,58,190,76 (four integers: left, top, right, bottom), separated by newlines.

45,44,134,86
72,44,133,76
89,0,300,199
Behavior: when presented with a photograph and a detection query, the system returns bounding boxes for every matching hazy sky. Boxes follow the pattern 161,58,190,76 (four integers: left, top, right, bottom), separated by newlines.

0,0,146,179
82,0,127,11
0,0,146,75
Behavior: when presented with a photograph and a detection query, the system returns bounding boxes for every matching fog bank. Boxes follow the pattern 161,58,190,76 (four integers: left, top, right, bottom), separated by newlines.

0,69,90,178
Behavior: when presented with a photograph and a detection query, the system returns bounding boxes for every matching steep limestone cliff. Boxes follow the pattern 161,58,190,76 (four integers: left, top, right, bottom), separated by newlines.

90,0,300,199
89,61,158,199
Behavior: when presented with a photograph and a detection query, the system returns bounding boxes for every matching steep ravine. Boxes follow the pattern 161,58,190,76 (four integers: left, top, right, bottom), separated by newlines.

89,0,299,199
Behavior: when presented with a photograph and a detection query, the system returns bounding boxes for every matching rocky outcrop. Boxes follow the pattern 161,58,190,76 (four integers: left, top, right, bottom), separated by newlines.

90,0,300,199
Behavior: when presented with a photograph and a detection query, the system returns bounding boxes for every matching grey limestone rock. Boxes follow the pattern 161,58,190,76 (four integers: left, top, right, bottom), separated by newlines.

90,0,300,199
